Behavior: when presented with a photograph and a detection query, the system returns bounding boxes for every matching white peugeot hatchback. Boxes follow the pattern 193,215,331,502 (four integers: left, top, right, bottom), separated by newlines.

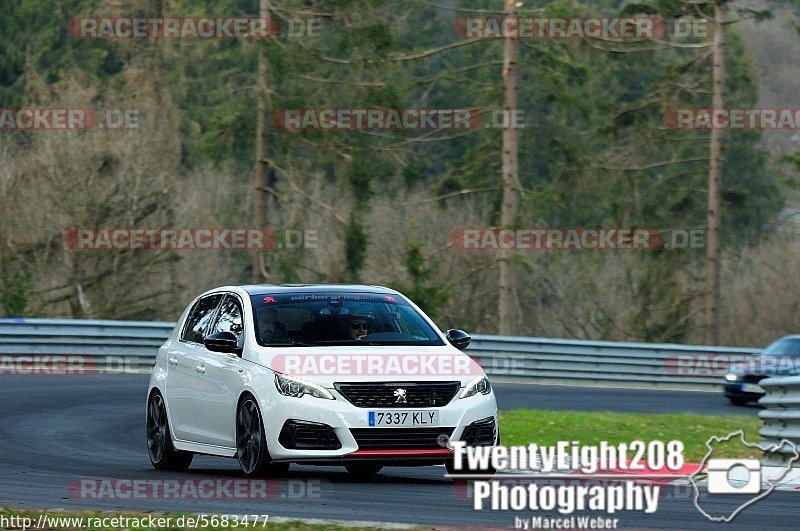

147,284,498,477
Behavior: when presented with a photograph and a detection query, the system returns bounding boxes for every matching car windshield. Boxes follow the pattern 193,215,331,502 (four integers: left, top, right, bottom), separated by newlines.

251,292,445,347
762,337,800,356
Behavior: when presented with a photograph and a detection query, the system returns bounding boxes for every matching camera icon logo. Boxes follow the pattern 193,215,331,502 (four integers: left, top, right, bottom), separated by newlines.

707,459,761,494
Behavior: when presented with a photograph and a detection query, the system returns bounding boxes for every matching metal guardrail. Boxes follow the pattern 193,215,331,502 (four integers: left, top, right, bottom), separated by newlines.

470,335,759,389
759,376,800,467
0,318,174,372
0,318,761,388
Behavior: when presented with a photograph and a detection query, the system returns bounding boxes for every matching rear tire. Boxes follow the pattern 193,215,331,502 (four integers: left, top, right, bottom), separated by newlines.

727,396,749,406
345,464,383,477
147,391,193,471
236,396,289,478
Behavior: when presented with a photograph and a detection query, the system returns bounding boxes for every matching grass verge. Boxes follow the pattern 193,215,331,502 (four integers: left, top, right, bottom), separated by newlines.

499,409,763,461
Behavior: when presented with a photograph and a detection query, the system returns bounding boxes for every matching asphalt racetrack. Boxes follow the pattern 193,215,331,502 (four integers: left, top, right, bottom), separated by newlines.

0,374,791,530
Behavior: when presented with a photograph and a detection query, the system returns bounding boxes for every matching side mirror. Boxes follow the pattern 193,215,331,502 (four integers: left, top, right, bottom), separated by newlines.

204,331,241,354
446,329,471,350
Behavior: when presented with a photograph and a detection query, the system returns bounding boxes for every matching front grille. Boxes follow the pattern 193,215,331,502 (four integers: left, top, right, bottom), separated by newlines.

461,417,496,446
279,420,341,450
335,382,460,408
350,427,455,449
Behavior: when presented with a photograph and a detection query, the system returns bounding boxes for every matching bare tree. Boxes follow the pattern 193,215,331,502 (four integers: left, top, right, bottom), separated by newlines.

498,0,520,335
706,0,726,344
252,0,273,282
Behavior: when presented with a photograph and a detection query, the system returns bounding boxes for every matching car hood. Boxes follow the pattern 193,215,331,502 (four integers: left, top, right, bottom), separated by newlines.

248,344,486,387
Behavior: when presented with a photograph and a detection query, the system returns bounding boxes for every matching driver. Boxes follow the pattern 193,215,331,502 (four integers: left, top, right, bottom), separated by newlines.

256,307,288,342
346,315,369,340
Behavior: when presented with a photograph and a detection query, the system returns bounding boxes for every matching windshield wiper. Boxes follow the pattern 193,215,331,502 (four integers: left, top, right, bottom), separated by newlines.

264,340,313,347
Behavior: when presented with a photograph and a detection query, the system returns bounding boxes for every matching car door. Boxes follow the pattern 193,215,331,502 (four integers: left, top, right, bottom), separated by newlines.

192,293,246,448
165,293,223,442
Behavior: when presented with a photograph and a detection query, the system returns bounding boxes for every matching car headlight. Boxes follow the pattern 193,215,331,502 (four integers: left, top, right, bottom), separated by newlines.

460,375,492,398
725,373,740,382
274,373,335,400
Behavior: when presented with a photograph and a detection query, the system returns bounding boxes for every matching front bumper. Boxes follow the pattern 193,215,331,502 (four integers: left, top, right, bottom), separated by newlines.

261,387,498,463
723,384,764,401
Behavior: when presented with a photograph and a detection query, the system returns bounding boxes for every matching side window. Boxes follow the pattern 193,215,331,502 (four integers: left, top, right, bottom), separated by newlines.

181,294,223,343
209,295,244,346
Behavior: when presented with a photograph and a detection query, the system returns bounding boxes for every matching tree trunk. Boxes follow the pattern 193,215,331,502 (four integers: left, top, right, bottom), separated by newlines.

252,0,272,282
706,1,725,344
498,0,520,335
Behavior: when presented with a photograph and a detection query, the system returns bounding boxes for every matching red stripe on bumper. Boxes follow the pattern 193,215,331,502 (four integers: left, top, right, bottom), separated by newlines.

348,449,454,457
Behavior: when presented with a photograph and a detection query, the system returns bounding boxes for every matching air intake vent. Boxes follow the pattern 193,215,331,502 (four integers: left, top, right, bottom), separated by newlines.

350,427,455,449
279,420,341,450
461,417,496,446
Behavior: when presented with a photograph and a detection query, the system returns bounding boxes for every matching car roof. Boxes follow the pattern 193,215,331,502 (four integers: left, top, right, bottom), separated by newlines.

240,284,400,296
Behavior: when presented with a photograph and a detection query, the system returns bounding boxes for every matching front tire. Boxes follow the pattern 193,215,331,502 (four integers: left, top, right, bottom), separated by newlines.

147,391,193,471
727,396,749,406
236,397,289,478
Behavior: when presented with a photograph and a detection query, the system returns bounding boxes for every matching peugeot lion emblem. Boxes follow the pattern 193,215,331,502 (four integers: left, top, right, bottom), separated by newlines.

394,388,408,404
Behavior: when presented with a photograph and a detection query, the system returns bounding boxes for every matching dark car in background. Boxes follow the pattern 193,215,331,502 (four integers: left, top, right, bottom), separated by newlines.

724,335,800,406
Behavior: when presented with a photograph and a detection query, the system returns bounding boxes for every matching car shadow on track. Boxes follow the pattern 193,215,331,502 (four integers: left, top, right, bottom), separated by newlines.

172,464,454,485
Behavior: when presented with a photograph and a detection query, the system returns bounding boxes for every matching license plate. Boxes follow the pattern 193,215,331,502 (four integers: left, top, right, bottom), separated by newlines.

368,410,439,427
740,383,764,393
